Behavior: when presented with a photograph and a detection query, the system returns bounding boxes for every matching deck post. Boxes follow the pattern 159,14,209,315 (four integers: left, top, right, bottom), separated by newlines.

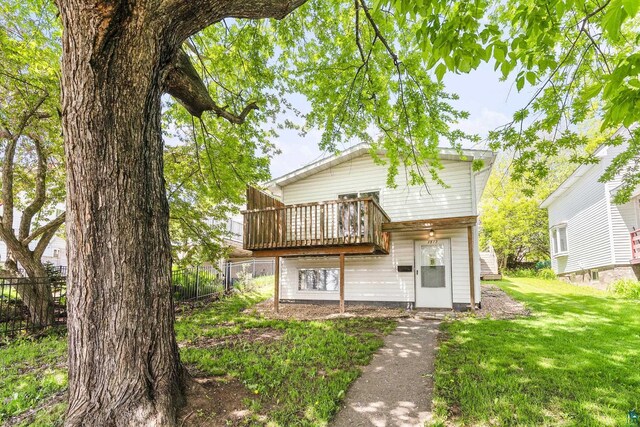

274,256,280,313
467,225,476,312
339,253,345,314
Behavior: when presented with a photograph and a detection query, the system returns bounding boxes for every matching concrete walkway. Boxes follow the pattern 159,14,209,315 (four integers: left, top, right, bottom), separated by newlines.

332,318,439,427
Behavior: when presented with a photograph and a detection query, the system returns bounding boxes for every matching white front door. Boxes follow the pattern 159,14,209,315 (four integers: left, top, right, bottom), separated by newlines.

415,239,452,308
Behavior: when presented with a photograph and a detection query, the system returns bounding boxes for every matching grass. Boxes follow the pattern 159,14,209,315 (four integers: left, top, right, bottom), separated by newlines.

1,279,396,426
0,333,67,425
432,277,640,426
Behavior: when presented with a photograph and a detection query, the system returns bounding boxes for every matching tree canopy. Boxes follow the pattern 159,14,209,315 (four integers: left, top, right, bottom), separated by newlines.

480,155,574,268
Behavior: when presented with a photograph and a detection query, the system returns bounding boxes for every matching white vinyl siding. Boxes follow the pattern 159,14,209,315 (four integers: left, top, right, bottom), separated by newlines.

281,154,473,222
279,228,480,305
547,165,612,274
608,191,638,264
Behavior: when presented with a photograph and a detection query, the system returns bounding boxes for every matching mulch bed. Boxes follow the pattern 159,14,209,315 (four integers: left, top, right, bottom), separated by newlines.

249,299,410,321
251,284,529,321
477,284,530,319
415,284,530,320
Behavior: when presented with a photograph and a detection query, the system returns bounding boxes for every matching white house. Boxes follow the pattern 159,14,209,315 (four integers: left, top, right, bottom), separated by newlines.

242,144,495,310
540,143,640,287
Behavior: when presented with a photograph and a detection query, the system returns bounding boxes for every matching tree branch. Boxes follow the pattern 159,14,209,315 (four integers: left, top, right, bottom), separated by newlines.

33,219,62,260
19,135,48,240
167,0,309,42
23,211,66,246
1,94,49,234
164,48,259,121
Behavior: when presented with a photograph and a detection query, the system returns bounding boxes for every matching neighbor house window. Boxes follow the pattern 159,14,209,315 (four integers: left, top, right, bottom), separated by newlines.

298,268,339,291
551,225,568,255
53,249,60,258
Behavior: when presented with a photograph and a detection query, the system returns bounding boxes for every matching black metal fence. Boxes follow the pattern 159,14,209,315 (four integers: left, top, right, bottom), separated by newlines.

0,265,227,339
0,277,67,337
172,265,224,301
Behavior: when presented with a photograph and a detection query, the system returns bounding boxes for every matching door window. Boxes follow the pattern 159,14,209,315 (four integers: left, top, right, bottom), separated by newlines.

420,244,446,288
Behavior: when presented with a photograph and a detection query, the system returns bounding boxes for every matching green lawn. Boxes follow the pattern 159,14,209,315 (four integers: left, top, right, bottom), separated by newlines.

1,282,396,426
432,277,640,427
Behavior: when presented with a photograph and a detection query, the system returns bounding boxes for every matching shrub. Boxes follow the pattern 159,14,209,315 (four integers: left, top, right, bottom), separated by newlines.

537,268,556,280
608,279,640,299
535,260,551,270
504,268,537,278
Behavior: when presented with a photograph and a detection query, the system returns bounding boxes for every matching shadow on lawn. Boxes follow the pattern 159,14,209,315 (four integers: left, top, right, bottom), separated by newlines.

433,278,640,427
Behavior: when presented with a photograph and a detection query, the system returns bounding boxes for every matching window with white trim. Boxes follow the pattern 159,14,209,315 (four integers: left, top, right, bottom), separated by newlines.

298,268,339,291
551,225,568,255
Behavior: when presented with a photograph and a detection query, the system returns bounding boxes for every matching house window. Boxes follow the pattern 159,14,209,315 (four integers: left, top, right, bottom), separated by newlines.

298,268,339,291
53,249,60,258
551,225,568,255
590,269,599,281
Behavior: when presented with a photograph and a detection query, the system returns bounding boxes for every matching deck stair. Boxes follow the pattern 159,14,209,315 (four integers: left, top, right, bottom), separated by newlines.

480,246,502,280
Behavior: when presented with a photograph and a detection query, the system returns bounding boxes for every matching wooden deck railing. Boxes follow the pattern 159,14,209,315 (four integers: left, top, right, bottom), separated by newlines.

243,197,391,253
631,229,640,263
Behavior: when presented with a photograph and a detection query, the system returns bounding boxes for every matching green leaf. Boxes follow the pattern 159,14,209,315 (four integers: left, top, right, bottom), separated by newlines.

435,62,447,81
525,71,536,85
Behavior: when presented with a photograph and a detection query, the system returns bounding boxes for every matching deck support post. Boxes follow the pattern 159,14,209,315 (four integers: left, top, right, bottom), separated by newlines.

274,256,280,313
339,253,345,314
467,225,476,312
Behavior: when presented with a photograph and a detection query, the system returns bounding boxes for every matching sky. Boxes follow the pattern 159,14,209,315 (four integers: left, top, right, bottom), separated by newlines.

268,62,534,178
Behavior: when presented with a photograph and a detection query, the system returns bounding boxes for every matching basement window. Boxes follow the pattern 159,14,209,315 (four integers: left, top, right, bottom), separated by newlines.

298,268,339,291
590,269,599,281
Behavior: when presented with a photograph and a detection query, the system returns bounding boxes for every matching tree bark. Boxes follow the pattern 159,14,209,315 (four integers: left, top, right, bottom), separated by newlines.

55,0,309,425
58,4,182,426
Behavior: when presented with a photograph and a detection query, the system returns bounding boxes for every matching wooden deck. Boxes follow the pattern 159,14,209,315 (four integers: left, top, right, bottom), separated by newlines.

242,188,391,257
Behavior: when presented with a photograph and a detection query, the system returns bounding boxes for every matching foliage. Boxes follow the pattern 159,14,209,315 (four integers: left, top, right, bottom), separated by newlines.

431,277,640,426
1,283,396,426
608,278,640,299
0,0,66,273
503,268,538,278
535,260,552,270
480,156,571,268
382,0,640,202
537,268,557,280
504,267,557,280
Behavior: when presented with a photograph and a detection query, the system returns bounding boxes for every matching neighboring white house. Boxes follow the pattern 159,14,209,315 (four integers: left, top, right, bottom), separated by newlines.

0,206,67,270
242,144,495,310
540,143,640,287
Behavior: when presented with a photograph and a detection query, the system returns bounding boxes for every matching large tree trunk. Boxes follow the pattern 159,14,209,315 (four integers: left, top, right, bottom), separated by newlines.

58,5,182,426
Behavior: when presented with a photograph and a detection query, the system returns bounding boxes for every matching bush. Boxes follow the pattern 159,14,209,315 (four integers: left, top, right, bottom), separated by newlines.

537,268,556,280
535,260,551,270
608,279,640,299
504,268,538,278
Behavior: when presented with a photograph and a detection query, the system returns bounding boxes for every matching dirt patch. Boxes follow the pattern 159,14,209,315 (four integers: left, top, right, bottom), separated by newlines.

178,376,259,427
250,298,410,321
477,284,530,319
182,327,284,350
414,284,530,320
